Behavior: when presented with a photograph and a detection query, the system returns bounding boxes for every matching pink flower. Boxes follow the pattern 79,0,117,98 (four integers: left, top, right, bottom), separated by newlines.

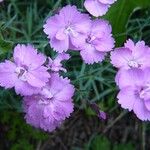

23,73,75,132
111,39,150,70
117,68,150,121
48,53,70,72
79,19,114,64
84,0,117,17
0,44,50,96
43,5,91,53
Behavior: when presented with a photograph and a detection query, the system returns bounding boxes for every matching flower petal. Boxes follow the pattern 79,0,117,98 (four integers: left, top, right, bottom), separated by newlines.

15,80,39,96
84,0,109,17
133,98,150,121
27,66,50,88
80,44,105,64
50,37,69,53
0,60,17,88
116,69,145,89
117,87,136,111
13,44,46,69
110,48,132,69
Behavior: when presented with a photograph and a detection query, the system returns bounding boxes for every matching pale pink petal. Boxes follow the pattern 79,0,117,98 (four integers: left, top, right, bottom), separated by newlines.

124,39,135,50
80,44,105,64
94,36,114,52
116,69,145,89
50,37,69,53
43,15,64,39
0,60,17,88
117,87,136,111
55,83,75,101
84,0,109,17
133,41,150,68
48,73,73,96
15,80,39,96
55,101,74,118
59,5,80,23
99,0,116,4
110,48,132,69
91,19,112,37
26,66,50,88
144,100,150,111
73,14,91,34
133,98,150,121
13,44,46,69
56,28,67,40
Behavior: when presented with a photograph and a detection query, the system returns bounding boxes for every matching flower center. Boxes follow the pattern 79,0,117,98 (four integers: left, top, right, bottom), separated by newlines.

38,88,54,105
86,35,96,44
139,84,150,100
64,25,78,37
41,88,53,99
128,60,141,68
15,67,27,81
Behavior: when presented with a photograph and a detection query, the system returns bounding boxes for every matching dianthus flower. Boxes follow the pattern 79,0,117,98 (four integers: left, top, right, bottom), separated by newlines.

79,19,114,64
84,0,117,17
23,73,75,132
48,53,70,72
117,69,150,121
0,44,50,96
43,5,91,53
110,39,150,70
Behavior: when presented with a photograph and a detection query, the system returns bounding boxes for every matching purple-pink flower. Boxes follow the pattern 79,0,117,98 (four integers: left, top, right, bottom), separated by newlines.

117,68,150,121
23,73,75,132
80,19,114,64
0,44,50,96
48,53,70,72
110,39,150,70
84,0,117,17
43,5,91,53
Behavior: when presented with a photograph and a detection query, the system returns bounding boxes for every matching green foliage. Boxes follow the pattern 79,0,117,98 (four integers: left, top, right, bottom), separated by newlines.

0,35,13,55
66,60,117,109
127,9,150,43
113,143,135,150
11,140,34,150
0,111,48,150
89,136,110,150
104,0,150,46
84,135,135,150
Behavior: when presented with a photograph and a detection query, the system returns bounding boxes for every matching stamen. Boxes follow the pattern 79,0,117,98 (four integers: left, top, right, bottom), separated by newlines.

128,60,141,68
41,88,53,99
15,67,27,81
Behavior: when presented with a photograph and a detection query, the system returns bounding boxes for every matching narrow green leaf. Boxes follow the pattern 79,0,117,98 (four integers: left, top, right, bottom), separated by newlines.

0,35,13,54
104,0,150,46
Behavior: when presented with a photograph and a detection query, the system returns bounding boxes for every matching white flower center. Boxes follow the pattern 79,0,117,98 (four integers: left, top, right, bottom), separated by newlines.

64,25,78,37
41,88,53,99
38,88,54,105
128,60,141,68
15,67,27,81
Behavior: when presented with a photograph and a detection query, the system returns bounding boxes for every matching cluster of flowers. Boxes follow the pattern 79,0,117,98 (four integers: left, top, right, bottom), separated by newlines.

2,0,150,132
44,5,115,64
84,0,150,121
111,39,150,121
0,1,117,131
0,44,75,131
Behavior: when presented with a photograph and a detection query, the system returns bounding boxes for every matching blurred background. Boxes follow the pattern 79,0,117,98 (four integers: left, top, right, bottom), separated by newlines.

0,0,150,149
